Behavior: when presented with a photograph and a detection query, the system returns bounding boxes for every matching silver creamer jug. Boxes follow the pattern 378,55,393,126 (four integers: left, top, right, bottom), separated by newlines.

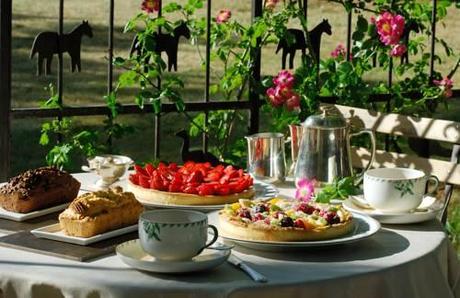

294,106,375,185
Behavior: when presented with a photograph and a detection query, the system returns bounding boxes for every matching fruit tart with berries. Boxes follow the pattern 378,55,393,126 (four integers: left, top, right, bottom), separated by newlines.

127,161,255,206
219,197,353,241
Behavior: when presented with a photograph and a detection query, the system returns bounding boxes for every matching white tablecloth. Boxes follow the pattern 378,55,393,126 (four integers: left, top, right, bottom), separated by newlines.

0,173,458,298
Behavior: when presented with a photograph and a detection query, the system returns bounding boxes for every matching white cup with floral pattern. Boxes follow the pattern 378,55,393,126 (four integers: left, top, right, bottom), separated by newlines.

363,168,439,213
139,210,218,261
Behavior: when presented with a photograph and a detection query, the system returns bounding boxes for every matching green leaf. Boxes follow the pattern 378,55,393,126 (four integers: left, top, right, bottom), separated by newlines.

357,15,368,30
39,132,49,146
113,57,125,67
152,99,161,114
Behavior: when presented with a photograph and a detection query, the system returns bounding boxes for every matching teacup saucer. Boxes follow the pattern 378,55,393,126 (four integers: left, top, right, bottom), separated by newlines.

343,195,443,224
116,239,230,273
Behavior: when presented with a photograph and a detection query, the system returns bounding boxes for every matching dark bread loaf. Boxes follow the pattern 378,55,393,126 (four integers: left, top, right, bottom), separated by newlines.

0,167,81,213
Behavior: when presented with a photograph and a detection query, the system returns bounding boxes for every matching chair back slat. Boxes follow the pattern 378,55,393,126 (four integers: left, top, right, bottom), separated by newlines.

331,104,460,144
351,147,460,186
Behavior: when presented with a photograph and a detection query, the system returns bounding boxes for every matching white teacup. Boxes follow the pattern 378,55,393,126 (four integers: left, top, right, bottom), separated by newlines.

138,210,218,261
363,168,439,213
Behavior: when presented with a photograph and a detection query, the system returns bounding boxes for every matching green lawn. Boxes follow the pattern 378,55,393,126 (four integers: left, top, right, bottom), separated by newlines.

8,0,460,253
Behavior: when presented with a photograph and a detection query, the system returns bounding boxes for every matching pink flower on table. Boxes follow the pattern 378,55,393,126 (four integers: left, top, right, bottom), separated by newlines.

216,9,232,24
141,0,160,13
390,44,407,57
433,77,454,98
295,178,316,202
375,12,405,46
273,70,295,88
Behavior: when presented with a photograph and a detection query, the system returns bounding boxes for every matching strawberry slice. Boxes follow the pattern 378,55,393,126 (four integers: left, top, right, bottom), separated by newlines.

168,163,178,171
205,171,221,182
183,185,198,194
219,174,230,184
197,184,215,196
187,171,204,184
216,185,230,195
144,163,155,176
224,165,235,174
138,175,150,188
129,173,139,185
134,165,148,177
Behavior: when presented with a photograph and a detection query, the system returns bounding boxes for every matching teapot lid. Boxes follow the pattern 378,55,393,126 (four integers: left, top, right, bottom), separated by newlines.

301,106,347,129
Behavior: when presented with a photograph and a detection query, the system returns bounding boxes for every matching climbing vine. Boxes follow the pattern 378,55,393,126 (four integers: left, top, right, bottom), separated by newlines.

38,0,460,169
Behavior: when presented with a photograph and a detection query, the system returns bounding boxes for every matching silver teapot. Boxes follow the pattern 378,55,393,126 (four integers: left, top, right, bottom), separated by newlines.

294,107,376,185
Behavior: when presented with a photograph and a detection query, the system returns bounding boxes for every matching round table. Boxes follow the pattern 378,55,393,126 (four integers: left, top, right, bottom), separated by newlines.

0,173,459,298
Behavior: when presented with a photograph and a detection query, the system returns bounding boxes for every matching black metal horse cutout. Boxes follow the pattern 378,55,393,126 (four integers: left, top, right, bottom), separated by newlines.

30,20,93,76
276,19,332,69
130,21,191,72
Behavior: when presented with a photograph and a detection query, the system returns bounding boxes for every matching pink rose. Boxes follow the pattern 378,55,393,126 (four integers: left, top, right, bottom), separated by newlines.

265,0,279,10
390,44,407,57
433,77,454,98
286,93,301,111
216,9,231,24
331,43,346,59
141,0,160,13
266,87,285,107
273,70,295,88
266,69,301,110
375,12,405,46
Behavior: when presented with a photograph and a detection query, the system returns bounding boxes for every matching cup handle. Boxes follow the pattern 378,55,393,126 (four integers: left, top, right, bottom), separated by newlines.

197,225,219,254
425,175,439,196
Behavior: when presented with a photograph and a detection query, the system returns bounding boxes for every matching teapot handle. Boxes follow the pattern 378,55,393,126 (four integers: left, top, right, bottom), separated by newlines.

348,130,376,184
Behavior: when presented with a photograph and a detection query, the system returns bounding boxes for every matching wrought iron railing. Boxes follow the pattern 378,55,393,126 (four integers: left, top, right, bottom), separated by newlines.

0,0,458,180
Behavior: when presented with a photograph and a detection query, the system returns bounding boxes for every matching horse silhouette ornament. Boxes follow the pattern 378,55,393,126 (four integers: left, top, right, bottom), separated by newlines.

130,21,191,72
30,20,93,76
276,19,332,69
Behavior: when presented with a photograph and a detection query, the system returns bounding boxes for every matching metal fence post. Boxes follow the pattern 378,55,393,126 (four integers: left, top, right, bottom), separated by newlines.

249,0,263,135
0,0,12,180
203,0,212,153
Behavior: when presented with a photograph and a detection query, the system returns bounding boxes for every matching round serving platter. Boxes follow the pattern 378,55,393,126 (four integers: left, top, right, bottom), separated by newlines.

131,181,278,212
208,212,381,252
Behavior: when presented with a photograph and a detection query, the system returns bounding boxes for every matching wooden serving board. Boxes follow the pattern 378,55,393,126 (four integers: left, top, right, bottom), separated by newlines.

0,212,60,234
0,231,138,262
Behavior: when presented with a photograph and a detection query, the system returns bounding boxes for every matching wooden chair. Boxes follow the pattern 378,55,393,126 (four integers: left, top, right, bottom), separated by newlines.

328,104,460,224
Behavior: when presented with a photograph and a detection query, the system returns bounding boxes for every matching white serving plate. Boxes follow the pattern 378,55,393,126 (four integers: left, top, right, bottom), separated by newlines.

0,188,88,222
343,195,443,224
31,224,138,246
208,212,381,252
116,239,230,273
135,181,278,212
0,203,70,222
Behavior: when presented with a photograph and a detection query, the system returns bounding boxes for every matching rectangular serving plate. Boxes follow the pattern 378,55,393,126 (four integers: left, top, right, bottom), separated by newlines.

31,224,138,246
0,203,70,222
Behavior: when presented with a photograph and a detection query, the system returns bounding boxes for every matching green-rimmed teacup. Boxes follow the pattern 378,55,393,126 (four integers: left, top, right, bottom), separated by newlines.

139,210,218,261
364,168,439,213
